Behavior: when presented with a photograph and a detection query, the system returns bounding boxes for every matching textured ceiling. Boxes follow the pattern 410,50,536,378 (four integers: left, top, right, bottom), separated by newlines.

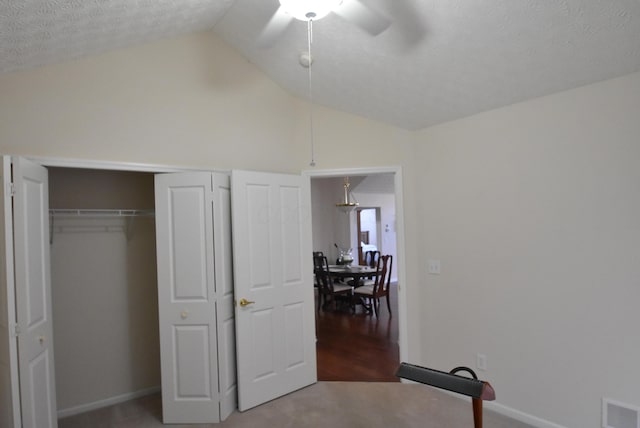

2,0,640,130
0,0,235,73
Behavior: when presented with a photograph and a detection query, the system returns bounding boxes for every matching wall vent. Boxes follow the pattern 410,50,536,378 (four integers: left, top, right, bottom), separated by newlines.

603,398,640,428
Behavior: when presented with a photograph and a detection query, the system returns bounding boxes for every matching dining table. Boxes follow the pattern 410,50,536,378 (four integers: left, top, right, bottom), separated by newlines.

328,264,378,285
328,264,378,313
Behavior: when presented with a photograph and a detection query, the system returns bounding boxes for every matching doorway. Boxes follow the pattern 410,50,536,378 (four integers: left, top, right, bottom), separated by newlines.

357,207,380,265
306,167,407,381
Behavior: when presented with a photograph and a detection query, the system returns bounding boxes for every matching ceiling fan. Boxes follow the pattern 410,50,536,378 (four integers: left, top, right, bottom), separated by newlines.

255,0,423,166
258,0,392,47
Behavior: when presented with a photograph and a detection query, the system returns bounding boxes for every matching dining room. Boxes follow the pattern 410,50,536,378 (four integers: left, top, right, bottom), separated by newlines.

310,173,400,382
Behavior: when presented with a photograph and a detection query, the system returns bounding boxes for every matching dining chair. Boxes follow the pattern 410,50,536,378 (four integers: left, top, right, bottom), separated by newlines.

354,254,393,317
349,250,381,287
312,252,325,294
314,255,353,311
364,250,380,268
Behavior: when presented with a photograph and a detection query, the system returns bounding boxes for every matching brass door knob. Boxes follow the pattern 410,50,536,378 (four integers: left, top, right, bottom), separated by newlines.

239,298,255,307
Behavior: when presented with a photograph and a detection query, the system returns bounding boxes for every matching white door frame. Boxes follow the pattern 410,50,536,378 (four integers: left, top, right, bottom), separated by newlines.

28,156,201,173
302,166,409,363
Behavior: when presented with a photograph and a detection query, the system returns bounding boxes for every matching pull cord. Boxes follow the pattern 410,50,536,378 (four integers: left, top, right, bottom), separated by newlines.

307,18,316,167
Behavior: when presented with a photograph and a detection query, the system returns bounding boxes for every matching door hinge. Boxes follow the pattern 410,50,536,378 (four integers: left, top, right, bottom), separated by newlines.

9,182,15,197
12,324,20,337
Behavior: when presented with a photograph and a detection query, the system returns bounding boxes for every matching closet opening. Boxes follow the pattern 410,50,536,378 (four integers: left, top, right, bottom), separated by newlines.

47,167,161,419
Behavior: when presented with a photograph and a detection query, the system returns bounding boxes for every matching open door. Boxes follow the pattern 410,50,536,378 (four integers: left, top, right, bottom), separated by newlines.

12,157,58,428
155,171,236,423
0,156,20,428
231,170,316,411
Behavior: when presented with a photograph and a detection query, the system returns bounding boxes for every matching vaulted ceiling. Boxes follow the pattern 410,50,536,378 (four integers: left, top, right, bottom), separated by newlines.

2,0,640,130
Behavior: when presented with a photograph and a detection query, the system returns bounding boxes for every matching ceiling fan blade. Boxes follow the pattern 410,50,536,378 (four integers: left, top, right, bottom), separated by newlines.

386,0,428,48
257,6,294,48
333,0,391,36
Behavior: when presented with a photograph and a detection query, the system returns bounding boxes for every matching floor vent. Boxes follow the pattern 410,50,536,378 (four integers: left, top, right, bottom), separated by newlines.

603,398,640,428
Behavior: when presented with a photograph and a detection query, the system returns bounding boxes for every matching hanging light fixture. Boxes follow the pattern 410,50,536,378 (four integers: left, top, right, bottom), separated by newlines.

336,176,359,212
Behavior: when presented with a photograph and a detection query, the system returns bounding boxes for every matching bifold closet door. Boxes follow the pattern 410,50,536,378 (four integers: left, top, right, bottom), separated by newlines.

155,169,316,420
155,172,220,424
211,173,237,420
13,157,58,428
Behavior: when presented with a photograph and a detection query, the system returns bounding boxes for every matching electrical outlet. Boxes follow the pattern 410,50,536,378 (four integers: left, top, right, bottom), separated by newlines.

428,259,441,275
476,353,487,371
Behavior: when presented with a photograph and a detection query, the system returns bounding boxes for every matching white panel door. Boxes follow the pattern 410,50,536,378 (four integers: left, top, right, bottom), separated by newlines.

231,170,316,411
0,156,20,428
155,172,220,424
212,173,237,420
13,157,57,428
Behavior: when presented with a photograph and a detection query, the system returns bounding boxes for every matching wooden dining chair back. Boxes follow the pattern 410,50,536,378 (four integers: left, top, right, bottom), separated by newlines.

313,252,325,291
364,250,381,268
354,254,393,317
349,250,381,287
314,255,353,311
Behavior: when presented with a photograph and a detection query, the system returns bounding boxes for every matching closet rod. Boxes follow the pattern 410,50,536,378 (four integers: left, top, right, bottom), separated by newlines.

49,209,155,217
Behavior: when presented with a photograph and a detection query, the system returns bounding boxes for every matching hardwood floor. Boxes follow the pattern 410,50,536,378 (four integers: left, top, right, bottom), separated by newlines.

315,283,400,382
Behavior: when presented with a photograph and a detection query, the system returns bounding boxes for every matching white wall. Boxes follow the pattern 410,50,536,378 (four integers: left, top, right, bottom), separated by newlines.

415,71,640,428
0,32,304,172
310,177,347,262
49,168,159,412
51,217,158,411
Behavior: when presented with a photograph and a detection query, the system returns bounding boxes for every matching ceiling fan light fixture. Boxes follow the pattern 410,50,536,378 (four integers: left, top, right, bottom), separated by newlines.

279,0,343,21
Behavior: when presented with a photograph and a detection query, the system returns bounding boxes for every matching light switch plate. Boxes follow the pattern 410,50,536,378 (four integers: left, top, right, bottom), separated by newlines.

428,259,441,275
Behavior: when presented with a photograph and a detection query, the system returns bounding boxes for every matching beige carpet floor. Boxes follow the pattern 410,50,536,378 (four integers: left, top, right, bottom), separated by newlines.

59,382,534,427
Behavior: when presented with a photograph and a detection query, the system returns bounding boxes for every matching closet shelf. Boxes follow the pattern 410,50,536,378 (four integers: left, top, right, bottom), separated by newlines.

48,209,154,244
49,209,155,218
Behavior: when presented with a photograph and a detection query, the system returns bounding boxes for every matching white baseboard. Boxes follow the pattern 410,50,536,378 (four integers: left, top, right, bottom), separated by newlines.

485,401,568,428
57,386,161,419
399,380,567,428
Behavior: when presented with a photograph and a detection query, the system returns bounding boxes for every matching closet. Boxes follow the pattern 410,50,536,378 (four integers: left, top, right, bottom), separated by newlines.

47,167,237,423
48,167,161,417
1,157,314,427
